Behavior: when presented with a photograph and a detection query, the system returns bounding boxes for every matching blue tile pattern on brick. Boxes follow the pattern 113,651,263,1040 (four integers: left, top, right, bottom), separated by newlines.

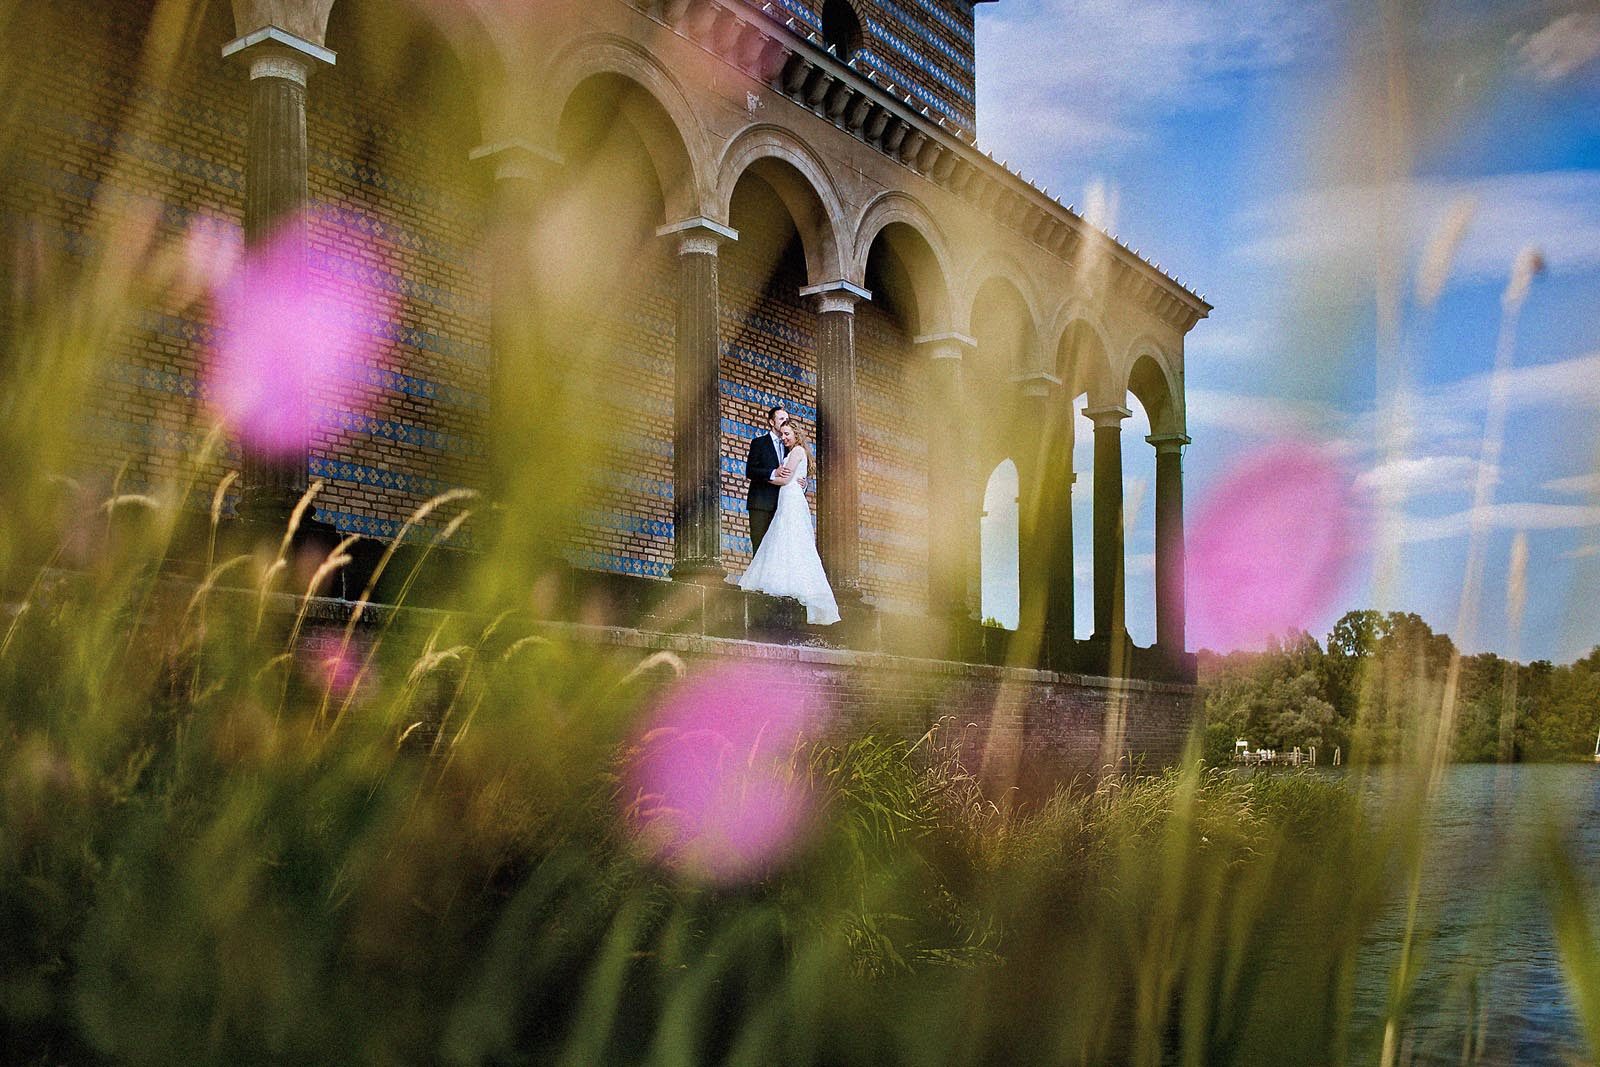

563,547,672,579
765,0,823,29
312,506,461,543
864,17,975,99
308,455,456,498
722,341,817,388
857,51,973,127
720,379,817,422
579,510,674,539
875,0,975,56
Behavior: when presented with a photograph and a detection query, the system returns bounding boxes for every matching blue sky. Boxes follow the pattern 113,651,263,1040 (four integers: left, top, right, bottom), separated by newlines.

972,0,1600,664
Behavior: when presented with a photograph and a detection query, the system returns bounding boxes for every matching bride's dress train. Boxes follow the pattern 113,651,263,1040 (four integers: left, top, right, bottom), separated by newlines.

734,448,840,625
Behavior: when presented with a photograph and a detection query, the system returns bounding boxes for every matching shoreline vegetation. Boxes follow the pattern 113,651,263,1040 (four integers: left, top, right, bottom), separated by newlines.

3,503,1598,1063
1200,611,1600,766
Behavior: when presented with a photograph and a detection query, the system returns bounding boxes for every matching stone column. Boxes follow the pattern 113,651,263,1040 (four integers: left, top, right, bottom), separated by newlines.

1084,404,1131,641
1148,432,1191,654
470,141,562,505
802,280,872,603
918,333,976,618
222,28,335,526
1013,372,1063,634
659,218,739,583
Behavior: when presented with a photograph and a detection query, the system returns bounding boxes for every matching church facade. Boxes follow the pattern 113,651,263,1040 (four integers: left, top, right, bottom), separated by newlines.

3,0,1208,688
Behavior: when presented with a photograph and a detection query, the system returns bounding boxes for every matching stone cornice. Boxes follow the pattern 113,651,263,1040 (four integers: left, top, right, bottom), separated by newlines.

798,279,871,305
469,139,564,183
1083,404,1133,428
914,332,976,361
621,0,1211,334
1145,433,1191,454
657,216,739,255
222,26,337,71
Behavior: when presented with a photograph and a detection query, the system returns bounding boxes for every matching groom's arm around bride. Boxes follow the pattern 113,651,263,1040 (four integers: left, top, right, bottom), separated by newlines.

745,406,788,554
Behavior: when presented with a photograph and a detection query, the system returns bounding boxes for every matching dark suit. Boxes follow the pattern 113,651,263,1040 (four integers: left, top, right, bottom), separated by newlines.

745,432,784,553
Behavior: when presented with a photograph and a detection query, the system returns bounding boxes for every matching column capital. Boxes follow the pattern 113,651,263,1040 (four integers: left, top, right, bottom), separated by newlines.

657,217,738,256
1012,370,1062,399
1146,432,1191,455
799,279,871,314
915,332,977,361
469,139,563,184
223,27,336,84
1083,404,1132,429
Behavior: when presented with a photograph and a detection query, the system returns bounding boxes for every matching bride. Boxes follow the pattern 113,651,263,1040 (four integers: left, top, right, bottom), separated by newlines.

735,420,840,625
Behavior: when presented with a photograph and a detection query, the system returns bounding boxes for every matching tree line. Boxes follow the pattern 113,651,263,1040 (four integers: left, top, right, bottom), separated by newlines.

1199,610,1600,764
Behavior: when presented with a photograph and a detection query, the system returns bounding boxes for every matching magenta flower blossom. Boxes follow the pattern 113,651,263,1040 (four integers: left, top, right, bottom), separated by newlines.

1187,442,1364,651
625,664,828,885
205,216,389,456
304,627,369,703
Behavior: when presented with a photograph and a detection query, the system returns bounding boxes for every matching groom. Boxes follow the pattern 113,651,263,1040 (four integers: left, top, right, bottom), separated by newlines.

744,405,791,553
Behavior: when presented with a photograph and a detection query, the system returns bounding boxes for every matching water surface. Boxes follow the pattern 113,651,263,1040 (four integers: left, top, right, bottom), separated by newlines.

1348,764,1600,1065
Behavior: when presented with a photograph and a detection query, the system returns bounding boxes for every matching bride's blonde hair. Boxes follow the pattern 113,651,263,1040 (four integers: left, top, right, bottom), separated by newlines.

781,419,814,477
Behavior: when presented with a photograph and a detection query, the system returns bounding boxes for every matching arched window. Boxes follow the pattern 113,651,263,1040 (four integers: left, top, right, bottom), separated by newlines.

822,0,864,59
980,459,1020,629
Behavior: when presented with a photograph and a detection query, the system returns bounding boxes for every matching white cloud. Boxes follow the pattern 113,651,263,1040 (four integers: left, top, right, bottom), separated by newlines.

1435,351,1600,411
974,0,1317,166
1184,317,1276,366
1397,502,1600,543
1567,543,1600,559
1236,171,1600,287
1546,472,1600,495
1517,12,1600,82
1184,387,1342,437
1356,455,1483,498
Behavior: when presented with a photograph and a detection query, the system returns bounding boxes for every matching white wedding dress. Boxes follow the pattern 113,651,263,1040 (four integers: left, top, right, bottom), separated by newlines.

736,448,841,625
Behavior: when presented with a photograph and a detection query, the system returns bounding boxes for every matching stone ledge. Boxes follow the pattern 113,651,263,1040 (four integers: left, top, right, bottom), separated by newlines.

537,618,1198,695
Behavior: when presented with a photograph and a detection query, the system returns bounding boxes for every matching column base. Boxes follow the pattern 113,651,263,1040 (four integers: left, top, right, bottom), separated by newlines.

1081,632,1134,678
669,559,729,586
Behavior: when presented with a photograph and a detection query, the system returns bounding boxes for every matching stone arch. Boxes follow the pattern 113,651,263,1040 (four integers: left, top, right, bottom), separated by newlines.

1050,312,1117,401
714,125,849,284
957,249,1044,344
1123,338,1185,436
980,458,1021,629
968,274,1040,386
852,191,954,334
541,34,710,221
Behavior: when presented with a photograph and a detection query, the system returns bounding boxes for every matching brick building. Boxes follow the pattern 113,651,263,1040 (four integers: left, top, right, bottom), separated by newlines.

2,0,1211,774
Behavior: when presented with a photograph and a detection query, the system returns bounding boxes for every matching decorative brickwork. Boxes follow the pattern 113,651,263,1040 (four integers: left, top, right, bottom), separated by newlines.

2,0,245,506
856,300,930,614
304,12,492,540
566,244,678,579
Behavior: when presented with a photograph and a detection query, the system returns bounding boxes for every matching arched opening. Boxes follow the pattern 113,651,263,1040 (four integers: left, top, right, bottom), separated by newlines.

981,459,1020,628
970,276,1034,612
722,161,828,567
1127,353,1177,648
858,220,942,614
545,73,682,578
1058,321,1112,639
822,0,865,60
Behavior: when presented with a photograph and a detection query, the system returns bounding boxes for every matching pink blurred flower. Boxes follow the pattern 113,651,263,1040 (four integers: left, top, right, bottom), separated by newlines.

205,216,388,456
306,627,369,702
1187,442,1364,651
626,665,828,885
176,216,241,303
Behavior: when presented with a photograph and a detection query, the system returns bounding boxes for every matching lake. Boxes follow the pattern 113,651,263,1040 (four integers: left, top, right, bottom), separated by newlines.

1345,763,1600,1065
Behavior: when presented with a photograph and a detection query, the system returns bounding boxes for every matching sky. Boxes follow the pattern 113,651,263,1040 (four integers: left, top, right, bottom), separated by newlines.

971,0,1600,664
